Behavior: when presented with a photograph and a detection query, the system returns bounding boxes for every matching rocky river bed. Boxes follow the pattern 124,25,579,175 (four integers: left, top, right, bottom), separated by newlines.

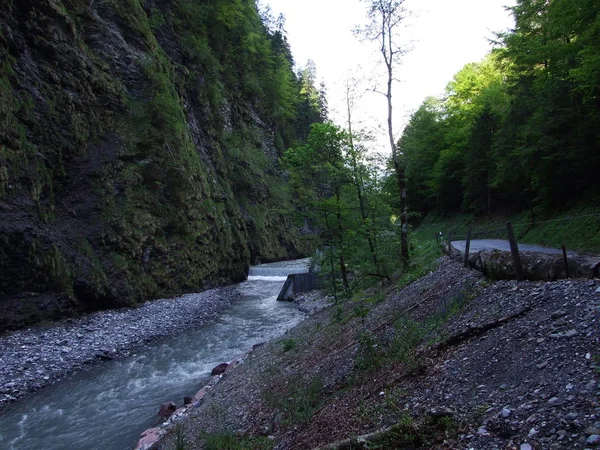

0,286,239,409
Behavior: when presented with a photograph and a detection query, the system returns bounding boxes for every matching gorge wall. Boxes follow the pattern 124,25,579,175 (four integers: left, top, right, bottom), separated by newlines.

0,0,318,331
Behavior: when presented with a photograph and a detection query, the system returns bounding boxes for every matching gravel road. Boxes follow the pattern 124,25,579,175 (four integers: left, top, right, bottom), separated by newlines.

452,239,578,255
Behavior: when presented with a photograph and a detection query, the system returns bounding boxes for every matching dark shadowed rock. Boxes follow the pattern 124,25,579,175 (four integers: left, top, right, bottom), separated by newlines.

210,363,229,376
157,401,177,419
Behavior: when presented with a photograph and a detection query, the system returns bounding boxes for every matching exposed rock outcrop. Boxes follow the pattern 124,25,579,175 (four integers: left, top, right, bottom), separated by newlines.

0,0,316,331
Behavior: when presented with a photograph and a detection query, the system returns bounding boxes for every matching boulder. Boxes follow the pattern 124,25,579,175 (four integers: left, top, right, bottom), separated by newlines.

135,427,162,450
210,362,229,376
157,401,177,419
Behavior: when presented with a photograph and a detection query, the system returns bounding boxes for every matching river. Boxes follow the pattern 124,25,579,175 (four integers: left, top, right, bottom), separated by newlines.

0,259,309,450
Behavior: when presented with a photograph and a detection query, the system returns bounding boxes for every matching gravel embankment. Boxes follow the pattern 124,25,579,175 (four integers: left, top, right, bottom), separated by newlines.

157,259,600,450
0,286,239,408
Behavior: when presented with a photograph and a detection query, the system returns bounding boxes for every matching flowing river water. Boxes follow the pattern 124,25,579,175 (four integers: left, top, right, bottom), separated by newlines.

0,259,309,450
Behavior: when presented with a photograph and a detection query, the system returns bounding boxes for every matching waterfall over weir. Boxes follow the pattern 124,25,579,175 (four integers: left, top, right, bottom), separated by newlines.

248,258,310,279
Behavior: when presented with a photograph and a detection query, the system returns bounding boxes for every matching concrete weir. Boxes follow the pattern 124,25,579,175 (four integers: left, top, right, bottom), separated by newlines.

277,272,320,301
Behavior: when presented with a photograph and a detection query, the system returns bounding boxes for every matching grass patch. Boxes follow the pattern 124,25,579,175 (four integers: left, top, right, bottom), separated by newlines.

354,280,479,375
414,200,600,253
174,424,187,450
362,411,462,449
263,375,324,424
396,238,443,290
202,432,273,450
280,338,297,352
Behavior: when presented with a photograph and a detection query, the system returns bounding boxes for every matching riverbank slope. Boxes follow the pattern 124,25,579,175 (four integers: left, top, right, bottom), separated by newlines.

158,258,600,450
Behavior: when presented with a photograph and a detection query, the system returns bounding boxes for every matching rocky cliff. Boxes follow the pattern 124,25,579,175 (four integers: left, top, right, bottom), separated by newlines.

0,0,317,331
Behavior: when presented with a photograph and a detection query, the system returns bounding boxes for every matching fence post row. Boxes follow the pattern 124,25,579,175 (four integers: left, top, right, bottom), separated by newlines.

506,221,524,282
464,226,472,268
561,245,570,278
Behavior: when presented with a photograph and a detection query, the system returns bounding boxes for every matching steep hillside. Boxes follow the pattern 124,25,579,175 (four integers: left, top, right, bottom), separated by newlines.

157,259,600,450
0,0,318,331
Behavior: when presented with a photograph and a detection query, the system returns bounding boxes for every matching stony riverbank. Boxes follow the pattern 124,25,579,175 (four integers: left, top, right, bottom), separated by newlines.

133,290,334,450
157,258,600,450
0,286,240,409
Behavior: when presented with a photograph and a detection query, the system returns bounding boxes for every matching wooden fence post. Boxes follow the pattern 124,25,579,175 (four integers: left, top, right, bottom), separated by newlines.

464,226,472,268
506,221,524,282
561,245,570,278
447,234,452,255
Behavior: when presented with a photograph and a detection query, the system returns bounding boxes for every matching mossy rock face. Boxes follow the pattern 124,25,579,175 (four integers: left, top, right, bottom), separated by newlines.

0,0,315,331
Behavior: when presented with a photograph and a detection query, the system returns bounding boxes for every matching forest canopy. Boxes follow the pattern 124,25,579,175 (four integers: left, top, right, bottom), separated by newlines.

400,0,600,217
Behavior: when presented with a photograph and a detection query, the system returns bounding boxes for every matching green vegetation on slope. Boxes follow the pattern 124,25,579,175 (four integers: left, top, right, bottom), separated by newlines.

0,0,325,328
401,0,600,221
414,200,600,254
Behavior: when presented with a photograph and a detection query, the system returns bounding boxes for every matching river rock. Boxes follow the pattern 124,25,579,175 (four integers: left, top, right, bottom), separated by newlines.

95,350,114,361
157,401,177,419
548,396,563,406
587,435,600,445
211,362,229,376
135,427,162,450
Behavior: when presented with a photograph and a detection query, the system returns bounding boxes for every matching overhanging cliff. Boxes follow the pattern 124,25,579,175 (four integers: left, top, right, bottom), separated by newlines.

0,0,319,331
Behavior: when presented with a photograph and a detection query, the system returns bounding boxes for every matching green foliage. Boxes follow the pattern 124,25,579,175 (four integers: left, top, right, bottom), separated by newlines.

174,424,187,450
364,412,461,449
280,338,297,352
355,330,386,371
202,432,273,450
416,198,600,253
285,123,402,300
263,375,324,424
402,1,600,220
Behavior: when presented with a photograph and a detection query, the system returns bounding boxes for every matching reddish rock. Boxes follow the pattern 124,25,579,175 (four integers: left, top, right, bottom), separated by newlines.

192,388,207,404
210,362,229,376
157,401,177,419
135,427,161,450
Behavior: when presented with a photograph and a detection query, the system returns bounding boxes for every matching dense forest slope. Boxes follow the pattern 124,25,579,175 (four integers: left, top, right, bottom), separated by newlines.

0,0,321,331
401,0,600,217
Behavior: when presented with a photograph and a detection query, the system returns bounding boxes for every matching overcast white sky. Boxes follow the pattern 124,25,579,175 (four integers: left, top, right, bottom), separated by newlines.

264,0,516,146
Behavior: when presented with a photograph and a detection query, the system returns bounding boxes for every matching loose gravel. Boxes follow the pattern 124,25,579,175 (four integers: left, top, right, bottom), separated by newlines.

0,286,239,408
157,258,600,450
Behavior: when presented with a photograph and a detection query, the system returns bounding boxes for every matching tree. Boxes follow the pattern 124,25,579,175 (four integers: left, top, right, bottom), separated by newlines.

284,123,351,296
400,97,446,214
344,76,383,277
296,60,327,140
358,0,409,264
463,105,499,214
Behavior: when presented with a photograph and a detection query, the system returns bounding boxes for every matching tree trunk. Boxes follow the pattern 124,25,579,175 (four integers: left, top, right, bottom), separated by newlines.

386,63,409,264
346,95,381,275
335,191,349,291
